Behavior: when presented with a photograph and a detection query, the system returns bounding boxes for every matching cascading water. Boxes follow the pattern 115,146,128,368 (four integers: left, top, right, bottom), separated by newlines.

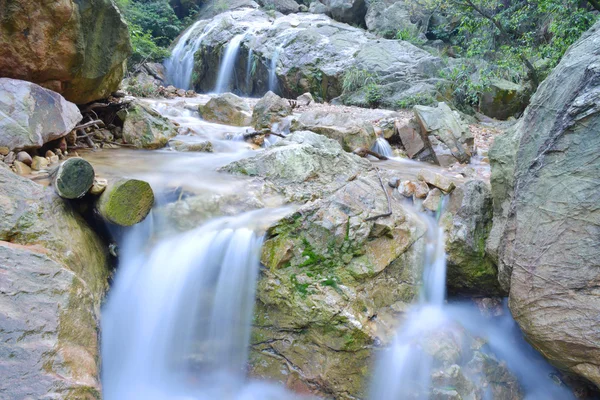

214,34,246,94
102,208,296,400
246,48,254,93
369,201,576,400
164,21,216,90
371,136,394,159
268,47,281,93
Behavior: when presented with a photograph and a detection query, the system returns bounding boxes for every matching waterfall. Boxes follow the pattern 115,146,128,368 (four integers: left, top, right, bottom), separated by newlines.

371,137,394,159
214,34,246,94
164,21,215,90
101,209,295,399
245,48,254,94
268,47,281,93
369,202,576,400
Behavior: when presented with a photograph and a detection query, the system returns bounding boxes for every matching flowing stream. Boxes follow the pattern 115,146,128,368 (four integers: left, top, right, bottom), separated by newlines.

369,201,576,400
96,97,577,400
371,136,394,159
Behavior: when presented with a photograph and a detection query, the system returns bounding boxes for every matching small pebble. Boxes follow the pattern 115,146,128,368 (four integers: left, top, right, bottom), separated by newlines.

16,151,32,166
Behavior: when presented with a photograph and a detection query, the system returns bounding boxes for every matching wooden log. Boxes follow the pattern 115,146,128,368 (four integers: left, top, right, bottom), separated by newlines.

97,178,155,226
53,157,95,199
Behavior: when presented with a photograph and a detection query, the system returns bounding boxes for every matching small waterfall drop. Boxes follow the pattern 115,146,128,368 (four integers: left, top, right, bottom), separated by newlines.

268,47,281,93
245,48,254,93
369,202,576,400
164,22,215,90
371,137,394,159
214,34,246,94
102,208,296,400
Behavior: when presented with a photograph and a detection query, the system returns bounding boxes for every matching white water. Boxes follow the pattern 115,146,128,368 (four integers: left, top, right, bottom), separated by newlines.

102,209,296,400
246,48,254,93
371,137,394,159
370,203,575,400
164,21,216,90
214,34,246,94
268,47,281,93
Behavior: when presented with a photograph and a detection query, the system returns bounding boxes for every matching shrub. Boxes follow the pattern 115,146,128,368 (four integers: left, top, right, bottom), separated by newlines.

365,83,382,107
342,68,378,93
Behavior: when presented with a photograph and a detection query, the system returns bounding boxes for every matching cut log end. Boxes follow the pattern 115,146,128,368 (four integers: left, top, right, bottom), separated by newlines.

53,158,95,199
97,178,154,227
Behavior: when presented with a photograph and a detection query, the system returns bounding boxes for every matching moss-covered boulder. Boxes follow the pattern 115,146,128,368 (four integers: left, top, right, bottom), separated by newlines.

441,180,504,296
117,101,178,149
199,93,252,126
0,167,110,398
479,78,528,120
251,173,428,398
0,0,131,104
97,178,154,226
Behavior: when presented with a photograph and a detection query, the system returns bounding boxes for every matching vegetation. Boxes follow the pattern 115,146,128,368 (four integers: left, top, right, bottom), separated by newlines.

342,67,378,93
115,0,195,70
428,0,598,88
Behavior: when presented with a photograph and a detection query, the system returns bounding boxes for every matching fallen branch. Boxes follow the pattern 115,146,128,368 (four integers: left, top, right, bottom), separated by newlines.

74,119,105,131
353,147,388,160
243,130,286,140
365,167,393,221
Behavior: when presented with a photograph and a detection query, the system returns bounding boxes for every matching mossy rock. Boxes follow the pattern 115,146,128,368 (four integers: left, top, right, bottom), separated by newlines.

97,178,154,226
54,157,95,199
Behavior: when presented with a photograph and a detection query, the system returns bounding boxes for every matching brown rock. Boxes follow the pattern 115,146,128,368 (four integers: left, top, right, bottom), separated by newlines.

397,180,416,197
418,169,456,193
31,156,49,171
0,147,9,156
423,188,443,211
16,151,32,166
13,160,32,176
414,180,429,198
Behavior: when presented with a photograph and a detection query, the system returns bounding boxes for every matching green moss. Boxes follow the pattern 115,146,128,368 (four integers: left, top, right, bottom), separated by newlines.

98,179,154,226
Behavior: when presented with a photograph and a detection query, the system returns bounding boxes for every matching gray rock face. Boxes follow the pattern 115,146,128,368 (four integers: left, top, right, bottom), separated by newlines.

0,78,82,151
490,21,600,387
0,167,110,398
365,0,418,35
257,0,300,14
222,130,371,201
187,9,442,105
291,109,377,151
321,0,367,25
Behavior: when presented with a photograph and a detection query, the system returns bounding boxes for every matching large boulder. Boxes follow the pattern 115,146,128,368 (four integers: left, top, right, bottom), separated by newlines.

252,91,292,130
183,9,442,105
0,0,131,104
257,0,300,14
117,101,178,149
0,78,82,151
490,21,600,387
0,167,110,398
291,109,377,151
199,93,252,126
413,102,474,166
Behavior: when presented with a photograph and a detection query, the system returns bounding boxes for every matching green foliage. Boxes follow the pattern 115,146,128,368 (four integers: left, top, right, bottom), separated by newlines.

342,67,378,93
365,83,382,107
128,24,171,66
395,28,425,46
396,93,437,109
